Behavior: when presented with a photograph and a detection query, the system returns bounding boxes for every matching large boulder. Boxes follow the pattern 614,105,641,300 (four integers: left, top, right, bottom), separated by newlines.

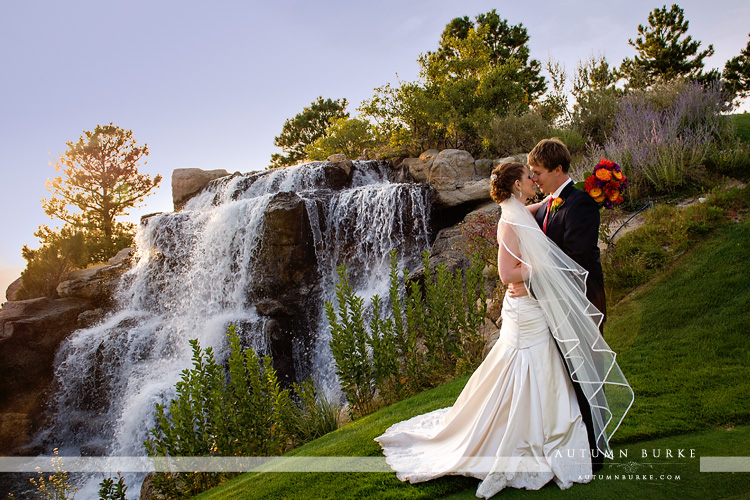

0,297,90,454
252,191,319,383
428,149,475,190
402,149,439,183
427,149,492,209
56,248,134,307
5,277,22,302
172,168,230,211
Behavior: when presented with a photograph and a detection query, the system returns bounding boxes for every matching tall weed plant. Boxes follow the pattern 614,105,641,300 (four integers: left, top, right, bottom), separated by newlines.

326,251,487,418
583,80,734,197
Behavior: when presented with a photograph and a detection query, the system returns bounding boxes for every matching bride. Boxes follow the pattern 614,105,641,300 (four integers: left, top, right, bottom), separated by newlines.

375,162,633,498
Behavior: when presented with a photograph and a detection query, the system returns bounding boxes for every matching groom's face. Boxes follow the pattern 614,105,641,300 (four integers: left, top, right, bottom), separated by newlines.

530,164,562,194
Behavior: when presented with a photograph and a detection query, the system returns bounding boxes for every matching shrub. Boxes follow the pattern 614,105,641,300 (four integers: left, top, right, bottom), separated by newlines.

325,251,487,418
145,325,338,499
551,128,586,155
17,230,89,299
481,110,551,156
571,87,619,146
325,265,378,417
98,474,128,500
585,80,734,197
29,448,77,500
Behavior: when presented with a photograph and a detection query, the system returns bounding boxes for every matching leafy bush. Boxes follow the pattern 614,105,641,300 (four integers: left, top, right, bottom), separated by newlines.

17,229,89,299
306,117,377,160
481,110,550,156
98,474,128,500
144,325,339,499
551,127,586,155
325,251,487,418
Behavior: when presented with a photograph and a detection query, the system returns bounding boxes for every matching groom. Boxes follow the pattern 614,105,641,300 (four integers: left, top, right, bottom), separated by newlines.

523,137,606,472
527,137,606,323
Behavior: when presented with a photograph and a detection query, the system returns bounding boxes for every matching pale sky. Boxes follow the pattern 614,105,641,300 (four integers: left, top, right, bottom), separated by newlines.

1,0,748,295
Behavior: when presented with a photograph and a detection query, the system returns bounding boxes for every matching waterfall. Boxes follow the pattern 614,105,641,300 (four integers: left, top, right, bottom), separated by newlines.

37,161,431,498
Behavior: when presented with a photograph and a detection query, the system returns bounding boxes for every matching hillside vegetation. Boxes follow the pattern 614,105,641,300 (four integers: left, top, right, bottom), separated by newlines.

193,190,750,500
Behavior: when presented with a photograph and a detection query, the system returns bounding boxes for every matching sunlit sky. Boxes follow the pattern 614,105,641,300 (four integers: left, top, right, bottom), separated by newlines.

1,0,748,295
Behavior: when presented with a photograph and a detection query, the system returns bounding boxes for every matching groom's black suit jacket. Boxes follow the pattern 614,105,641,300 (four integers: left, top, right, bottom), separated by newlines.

534,182,606,321
535,181,607,471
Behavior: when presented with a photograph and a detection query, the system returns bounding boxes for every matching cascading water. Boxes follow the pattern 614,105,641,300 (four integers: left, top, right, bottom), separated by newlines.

35,161,431,498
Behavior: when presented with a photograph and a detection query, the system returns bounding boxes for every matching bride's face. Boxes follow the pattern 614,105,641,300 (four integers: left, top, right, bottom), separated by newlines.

516,170,536,202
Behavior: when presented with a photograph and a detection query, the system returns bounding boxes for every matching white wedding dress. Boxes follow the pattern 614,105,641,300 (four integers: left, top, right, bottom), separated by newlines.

375,196,633,498
375,291,593,498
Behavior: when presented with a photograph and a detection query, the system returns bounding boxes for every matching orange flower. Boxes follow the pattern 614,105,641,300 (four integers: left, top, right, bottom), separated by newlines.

594,193,606,203
589,187,603,198
595,168,612,181
613,170,623,180
552,197,563,208
608,190,620,201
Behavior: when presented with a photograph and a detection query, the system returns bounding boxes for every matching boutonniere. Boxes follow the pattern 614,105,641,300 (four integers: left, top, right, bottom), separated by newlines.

550,197,564,215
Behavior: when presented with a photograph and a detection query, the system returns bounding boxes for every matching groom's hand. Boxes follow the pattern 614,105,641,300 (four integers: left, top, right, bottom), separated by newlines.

507,282,527,297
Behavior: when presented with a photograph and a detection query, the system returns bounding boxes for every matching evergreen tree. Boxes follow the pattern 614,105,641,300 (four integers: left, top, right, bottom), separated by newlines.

723,33,750,103
270,97,349,167
619,4,714,87
41,123,161,263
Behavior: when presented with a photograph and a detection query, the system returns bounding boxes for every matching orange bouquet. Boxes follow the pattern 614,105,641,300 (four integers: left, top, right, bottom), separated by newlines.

577,158,627,209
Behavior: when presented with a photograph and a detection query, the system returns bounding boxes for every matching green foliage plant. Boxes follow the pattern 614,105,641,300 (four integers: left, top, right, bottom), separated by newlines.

305,117,377,161
97,473,128,500
16,228,89,299
325,250,487,418
481,109,550,157
144,325,338,499
325,266,377,417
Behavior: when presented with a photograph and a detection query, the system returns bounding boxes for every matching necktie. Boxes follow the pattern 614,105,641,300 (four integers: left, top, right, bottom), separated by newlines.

543,197,553,234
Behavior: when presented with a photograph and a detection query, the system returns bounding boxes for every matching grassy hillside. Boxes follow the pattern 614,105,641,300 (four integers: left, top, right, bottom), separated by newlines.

732,112,750,143
192,212,750,499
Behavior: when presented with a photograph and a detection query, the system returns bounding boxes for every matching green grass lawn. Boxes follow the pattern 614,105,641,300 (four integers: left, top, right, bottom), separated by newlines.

194,217,750,500
732,113,750,143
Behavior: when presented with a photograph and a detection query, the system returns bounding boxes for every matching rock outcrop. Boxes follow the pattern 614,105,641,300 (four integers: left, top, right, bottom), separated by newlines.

0,247,135,455
172,168,230,211
0,297,90,454
252,191,320,383
56,248,134,307
408,150,528,216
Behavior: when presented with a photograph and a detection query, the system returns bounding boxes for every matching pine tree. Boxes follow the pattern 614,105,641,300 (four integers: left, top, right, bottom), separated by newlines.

270,97,349,167
723,33,750,102
619,4,714,87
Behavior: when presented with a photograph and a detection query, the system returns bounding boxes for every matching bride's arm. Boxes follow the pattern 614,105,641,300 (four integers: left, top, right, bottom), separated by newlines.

497,222,526,285
526,196,549,216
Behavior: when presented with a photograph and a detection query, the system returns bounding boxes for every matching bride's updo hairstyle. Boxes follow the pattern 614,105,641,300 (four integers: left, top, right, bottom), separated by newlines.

490,162,528,203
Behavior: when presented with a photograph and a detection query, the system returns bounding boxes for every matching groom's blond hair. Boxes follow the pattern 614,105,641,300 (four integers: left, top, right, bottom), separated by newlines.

528,138,571,173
